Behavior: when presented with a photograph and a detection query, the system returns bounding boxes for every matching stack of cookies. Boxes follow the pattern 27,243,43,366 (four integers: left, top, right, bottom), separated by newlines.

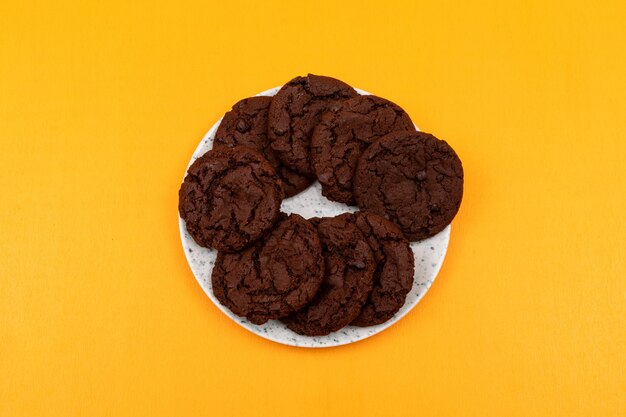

179,74,464,336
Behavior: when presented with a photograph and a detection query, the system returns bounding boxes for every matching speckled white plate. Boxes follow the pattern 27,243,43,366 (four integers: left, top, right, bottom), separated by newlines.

179,86,450,347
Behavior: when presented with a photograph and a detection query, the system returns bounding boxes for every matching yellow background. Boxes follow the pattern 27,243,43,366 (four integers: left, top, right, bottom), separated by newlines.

1,0,625,415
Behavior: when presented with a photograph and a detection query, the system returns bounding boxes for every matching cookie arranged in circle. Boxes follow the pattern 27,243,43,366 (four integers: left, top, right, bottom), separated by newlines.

214,96,312,197
178,147,284,252
354,131,463,241
311,95,415,204
268,74,357,177
351,212,415,327
211,214,324,325
281,213,375,336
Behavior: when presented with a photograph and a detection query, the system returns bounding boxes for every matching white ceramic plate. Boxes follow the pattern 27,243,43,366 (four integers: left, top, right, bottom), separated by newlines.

179,86,450,347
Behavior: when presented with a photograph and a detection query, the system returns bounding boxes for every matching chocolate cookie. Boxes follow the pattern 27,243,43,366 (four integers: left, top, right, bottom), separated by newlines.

282,213,375,336
351,212,415,326
354,131,464,241
211,214,324,325
178,147,284,252
311,95,415,204
214,96,312,197
268,74,358,177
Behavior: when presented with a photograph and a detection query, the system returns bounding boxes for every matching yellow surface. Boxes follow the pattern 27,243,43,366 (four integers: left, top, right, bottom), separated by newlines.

1,0,625,415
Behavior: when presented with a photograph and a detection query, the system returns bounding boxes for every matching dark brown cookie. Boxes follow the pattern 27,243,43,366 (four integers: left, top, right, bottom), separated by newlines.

214,96,312,197
354,131,464,241
281,213,375,336
311,95,415,204
178,147,284,252
268,74,358,177
351,212,415,326
211,214,324,325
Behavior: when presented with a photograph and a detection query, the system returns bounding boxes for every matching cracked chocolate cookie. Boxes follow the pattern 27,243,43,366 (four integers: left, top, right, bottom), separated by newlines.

351,212,415,326
178,147,284,252
214,96,312,197
311,95,415,204
211,214,324,324
354,131,463,241
268,74,357,177
282,213,375,336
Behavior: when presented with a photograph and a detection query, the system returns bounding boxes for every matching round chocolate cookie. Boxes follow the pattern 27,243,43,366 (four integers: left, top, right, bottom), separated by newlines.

268,74,358,177
178,147,284,252
214,96,312,197
354,131,464,241
211,214,324,325
351,212,415,326
281,213,375,336
311,95,415,204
